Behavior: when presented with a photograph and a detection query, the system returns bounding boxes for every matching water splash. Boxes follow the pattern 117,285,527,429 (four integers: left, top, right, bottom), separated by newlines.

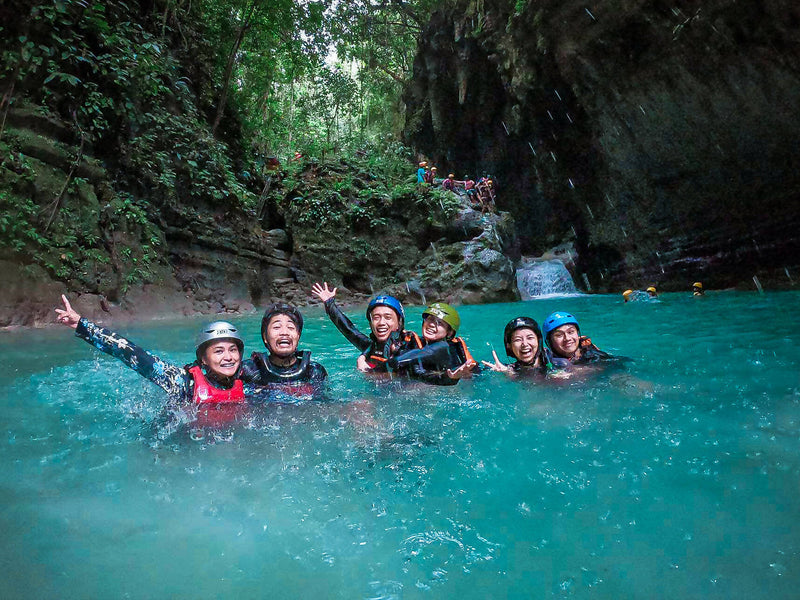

753,275,764,294
516,260,580,299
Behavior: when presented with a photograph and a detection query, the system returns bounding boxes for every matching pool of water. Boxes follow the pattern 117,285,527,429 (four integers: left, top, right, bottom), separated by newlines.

2,292,799,598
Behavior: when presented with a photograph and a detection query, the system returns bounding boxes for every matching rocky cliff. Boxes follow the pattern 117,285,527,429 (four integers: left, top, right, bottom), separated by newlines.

404,0,800,291
0,1,296,326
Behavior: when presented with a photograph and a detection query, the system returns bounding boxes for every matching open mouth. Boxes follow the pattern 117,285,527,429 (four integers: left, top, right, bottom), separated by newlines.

518,346,535,360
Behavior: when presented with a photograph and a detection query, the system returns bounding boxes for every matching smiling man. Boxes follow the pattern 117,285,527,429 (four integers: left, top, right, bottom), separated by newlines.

541,312,613,364
311,282,422,374
240,303,327,390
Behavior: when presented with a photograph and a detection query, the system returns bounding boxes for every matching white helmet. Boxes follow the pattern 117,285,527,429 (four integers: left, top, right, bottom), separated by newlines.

195,321,244,361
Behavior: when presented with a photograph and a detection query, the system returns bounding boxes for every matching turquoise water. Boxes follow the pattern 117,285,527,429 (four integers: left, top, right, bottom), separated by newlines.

1,292,799,599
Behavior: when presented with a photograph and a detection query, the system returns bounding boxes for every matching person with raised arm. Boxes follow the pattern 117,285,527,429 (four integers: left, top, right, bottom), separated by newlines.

55,295,246,406
311,282,422,374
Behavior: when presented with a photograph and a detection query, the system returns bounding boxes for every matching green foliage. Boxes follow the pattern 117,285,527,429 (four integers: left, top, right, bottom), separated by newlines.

273,138,466,240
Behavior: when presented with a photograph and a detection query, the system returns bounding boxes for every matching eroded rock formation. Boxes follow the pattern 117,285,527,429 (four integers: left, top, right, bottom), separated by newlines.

404,0,800,291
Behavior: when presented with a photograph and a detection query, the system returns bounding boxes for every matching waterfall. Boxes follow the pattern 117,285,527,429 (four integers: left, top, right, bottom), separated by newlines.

516,260,579,299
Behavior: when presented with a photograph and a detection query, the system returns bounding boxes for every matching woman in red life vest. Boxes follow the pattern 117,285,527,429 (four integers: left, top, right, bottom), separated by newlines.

55,295,246,405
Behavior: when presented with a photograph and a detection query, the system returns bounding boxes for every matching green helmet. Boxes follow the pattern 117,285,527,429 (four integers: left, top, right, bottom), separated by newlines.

422,302,461,334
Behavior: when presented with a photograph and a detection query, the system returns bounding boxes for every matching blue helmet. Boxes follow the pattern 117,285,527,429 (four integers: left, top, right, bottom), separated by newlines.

366,295,405,328
542,312,580,347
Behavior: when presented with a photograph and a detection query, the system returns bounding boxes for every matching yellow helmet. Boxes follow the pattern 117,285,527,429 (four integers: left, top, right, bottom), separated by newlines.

646,286,657,294
693,282,703,289
622,289,633,298
419,161,427,167
431,166,438,171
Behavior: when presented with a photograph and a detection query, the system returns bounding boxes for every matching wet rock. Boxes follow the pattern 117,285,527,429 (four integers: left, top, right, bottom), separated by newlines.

404,0,800,290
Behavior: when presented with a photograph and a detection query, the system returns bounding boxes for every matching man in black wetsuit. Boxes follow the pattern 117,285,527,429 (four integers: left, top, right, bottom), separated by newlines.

240,303,327,395
311,282,422,374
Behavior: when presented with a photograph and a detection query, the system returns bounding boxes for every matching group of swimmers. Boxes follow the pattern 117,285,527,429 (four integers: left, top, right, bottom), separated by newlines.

622,282,705,302
416,161,496,213
54,284,618,423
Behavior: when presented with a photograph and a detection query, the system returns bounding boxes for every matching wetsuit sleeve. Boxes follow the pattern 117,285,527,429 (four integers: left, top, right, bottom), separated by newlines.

409,361,458,386
75,318,190,401
323,298,371,351
310,362,328,383
390,340,458,386
238,356,262,384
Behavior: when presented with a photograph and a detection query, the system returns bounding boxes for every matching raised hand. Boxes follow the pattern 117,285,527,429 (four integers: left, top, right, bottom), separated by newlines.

311,281,337,303
447,360,477,380
54,294,81,329
481,350,512,374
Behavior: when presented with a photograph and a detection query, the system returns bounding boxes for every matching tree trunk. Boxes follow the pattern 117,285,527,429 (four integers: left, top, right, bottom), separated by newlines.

211,0,258,136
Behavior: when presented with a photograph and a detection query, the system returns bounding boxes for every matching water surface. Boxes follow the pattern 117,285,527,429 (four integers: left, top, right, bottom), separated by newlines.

2,292,799,598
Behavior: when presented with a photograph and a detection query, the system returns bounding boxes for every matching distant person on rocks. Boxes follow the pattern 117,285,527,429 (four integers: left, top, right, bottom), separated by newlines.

482,317,566,379
311,282,422,375
476,178,494,214
388,302,478,385
692,282,705,296
425,166,437,185
463,175,476,197
239,303,327,397
442,173,456,191
417,161,428,183
542,312,614,365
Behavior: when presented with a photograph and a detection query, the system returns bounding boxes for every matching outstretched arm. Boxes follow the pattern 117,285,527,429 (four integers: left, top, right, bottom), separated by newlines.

56,296,190,400
312,282,371,352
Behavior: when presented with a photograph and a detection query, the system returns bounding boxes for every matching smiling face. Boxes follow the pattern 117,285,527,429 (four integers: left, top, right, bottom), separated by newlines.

422,314,452,343
510,328,540,365
201,340,242,378
369,306,400,342
549,323,580,359
265,314,300,358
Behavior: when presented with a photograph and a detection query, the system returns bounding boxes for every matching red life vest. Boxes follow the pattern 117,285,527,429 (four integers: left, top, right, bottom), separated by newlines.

187,365,245,404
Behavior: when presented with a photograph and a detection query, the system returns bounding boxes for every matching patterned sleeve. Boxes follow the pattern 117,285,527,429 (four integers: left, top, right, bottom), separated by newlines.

75,318,190,401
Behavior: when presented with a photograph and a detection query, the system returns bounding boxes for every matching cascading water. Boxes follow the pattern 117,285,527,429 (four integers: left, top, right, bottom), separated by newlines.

515,259,579,299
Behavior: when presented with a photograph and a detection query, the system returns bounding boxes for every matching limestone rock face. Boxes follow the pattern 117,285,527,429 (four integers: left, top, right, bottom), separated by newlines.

0,106,286,327
404,0,800,290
